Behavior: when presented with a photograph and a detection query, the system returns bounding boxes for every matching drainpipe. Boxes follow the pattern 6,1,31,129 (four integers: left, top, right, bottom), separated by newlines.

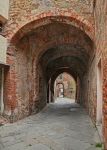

1,68,4,113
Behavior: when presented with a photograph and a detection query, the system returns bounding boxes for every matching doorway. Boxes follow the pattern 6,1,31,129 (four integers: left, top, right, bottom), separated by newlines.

96,59,103,140
97,59,103,124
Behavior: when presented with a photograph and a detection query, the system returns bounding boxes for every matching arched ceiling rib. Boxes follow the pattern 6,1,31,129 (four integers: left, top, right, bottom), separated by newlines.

45,56,87,81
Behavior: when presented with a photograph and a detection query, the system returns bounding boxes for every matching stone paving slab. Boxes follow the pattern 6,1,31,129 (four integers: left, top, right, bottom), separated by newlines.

0,98,103,150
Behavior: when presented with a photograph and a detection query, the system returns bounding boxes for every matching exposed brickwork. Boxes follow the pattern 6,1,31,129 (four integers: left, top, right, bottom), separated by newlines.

2,0,107,149
5,1,95,119
94,0,107,148
6,0,94,42
5,23,94,119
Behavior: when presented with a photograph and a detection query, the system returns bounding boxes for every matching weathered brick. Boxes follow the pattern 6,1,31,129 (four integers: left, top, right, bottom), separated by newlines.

2,0,107,148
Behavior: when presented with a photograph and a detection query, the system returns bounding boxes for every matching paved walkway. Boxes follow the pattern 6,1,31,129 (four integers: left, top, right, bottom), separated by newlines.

0,98,102,150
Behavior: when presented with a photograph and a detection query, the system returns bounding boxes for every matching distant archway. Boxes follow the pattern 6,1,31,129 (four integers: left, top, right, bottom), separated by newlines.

55,82,64,98
54,72,76,102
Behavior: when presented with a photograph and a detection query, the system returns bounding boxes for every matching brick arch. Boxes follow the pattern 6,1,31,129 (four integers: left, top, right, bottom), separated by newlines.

49,70,77,102
9,10,94,44
50,69,77,90
51,69,77,83
36,41,92,67
39,44,89,70
45,56,86,81
5,11,94,120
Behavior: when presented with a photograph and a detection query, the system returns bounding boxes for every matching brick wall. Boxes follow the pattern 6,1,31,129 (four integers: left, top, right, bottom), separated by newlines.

94,0,107,148
6,0,94,41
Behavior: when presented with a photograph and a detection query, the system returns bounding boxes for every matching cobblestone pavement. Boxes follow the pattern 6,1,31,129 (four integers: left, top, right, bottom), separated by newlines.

0,98,102,150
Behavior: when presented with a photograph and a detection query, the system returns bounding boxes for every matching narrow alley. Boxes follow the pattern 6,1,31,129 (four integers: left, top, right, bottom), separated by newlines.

0,98,102,150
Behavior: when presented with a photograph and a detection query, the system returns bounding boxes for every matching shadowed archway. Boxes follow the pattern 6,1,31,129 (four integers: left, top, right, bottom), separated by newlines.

5,18,94,121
